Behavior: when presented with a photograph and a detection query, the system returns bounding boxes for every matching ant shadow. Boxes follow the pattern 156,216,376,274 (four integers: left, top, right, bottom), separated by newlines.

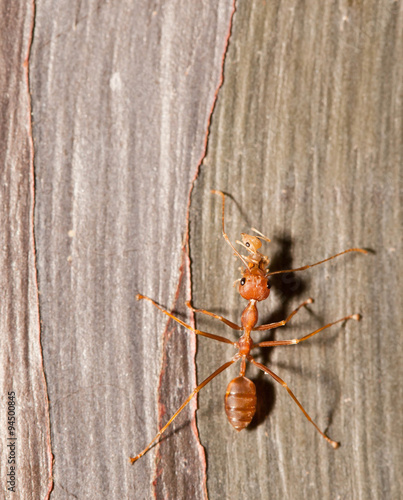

247,234,352,432
248,233,311,430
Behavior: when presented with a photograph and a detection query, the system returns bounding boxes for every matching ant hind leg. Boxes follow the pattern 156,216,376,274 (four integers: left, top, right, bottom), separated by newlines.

248,357,339,449
130,357,237,463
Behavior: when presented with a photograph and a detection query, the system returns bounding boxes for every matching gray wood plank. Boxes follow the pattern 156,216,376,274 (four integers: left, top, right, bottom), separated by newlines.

7,0,400,499
0,2,53,499
191,1,403,500
30,0,234,498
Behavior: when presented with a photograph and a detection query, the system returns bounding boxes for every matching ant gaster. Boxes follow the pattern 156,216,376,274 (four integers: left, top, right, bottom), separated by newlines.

130,190,367,463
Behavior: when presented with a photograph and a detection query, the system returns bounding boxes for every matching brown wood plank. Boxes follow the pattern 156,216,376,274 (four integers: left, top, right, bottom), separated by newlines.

191,1,403,499
0,2,53,499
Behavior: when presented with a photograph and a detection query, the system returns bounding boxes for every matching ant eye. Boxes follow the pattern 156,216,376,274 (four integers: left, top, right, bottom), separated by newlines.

240,278,246,286
246,242,250,248
267,280,271,289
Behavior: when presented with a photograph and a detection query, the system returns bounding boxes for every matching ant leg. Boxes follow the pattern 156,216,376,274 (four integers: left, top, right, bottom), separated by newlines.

248,357,339,449
186,301,242,331
253,298,314,331
130,357,238,463
255,313,360,347
136,295,235,345
267,248,367,277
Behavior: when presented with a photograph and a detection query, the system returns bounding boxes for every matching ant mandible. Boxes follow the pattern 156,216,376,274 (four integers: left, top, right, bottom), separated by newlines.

130,190,367,463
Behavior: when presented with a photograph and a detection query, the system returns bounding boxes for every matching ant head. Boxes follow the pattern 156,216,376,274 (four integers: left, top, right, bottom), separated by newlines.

240,233,262,253
238,268,271,302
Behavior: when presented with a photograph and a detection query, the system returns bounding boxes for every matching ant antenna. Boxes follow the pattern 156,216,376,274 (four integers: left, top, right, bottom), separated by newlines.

266,248,368,276
212,190,250,271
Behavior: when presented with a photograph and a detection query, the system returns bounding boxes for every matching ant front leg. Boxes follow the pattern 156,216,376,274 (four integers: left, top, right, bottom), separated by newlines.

186,301,242,331
255,313,360,348
248,357,340,449
253,297,314,332
136,295,235,345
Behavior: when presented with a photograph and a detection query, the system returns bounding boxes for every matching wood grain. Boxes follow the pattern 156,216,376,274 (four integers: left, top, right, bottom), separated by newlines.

29,0,233,499
0,2,53,499
191,2,403,500
3,0,402,499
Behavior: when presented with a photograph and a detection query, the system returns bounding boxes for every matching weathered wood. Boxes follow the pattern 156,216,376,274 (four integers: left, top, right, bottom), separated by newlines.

5,0,402,498
30,0,233,498
0,2,53,499
192,2,403,499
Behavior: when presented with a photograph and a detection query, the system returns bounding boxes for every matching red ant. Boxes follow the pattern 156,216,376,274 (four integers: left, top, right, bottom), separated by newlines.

130,190,367,463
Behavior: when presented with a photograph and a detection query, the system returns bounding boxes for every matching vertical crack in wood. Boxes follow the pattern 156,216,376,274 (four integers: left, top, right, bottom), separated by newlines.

152,1,238,499
26,1,54,497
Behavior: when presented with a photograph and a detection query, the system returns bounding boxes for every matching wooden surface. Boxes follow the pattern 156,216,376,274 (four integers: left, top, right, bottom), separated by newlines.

0,2,53,499
2,0,402,499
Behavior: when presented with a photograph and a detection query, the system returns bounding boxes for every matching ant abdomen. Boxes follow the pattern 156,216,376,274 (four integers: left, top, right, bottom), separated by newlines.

225,376,257,431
